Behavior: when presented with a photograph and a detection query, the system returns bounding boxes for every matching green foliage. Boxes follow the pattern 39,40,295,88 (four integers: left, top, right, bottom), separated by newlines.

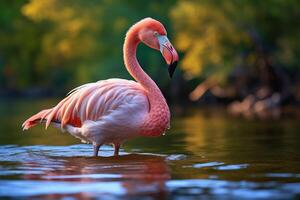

0,0,299,94
1,0,176,92
0,0,43,89
171,0,300,83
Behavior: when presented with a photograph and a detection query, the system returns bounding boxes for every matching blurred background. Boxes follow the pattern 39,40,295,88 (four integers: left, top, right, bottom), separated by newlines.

0,0,300,116
1,1,300,199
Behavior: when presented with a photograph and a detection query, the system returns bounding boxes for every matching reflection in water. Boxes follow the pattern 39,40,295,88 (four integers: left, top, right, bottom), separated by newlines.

179,109,300,165
0,145,170,199
1,101,300,199
180,111,227,156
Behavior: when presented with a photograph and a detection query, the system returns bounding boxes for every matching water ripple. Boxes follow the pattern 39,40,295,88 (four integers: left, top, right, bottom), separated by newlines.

0,180,126,197
166,154,187,161
43,173,122,179
167,179,300,199
193,162,224,168
0,144,299,199
214,164,249,170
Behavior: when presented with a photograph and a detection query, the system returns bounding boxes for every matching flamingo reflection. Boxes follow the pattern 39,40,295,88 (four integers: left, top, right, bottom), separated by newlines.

21,154,170,199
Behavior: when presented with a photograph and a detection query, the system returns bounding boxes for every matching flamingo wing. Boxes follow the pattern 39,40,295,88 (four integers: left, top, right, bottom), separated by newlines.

22,78,149,132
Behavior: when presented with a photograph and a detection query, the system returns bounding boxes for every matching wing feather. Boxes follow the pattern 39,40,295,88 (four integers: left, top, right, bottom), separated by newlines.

28,79,148,129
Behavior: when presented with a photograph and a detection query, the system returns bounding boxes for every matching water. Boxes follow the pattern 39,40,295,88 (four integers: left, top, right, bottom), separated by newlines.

0,99,300,199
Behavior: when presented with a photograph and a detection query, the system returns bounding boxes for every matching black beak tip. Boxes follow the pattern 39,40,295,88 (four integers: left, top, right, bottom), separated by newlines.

168,61,178,78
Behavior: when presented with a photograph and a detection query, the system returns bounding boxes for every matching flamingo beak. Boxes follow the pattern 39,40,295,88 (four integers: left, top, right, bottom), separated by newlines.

157,35,179,78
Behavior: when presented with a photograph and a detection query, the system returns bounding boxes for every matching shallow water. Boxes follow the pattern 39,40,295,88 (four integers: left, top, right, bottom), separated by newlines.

0,99,300,199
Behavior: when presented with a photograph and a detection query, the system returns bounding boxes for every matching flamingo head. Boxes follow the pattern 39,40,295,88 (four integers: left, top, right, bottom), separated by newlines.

138,18,179,78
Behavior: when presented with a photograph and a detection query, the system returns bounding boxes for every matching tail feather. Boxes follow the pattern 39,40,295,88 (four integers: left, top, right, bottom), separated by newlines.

22,109,53,130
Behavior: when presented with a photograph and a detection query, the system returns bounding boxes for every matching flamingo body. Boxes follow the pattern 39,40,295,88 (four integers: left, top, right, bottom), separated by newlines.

22,18,178,156
24,79,149,143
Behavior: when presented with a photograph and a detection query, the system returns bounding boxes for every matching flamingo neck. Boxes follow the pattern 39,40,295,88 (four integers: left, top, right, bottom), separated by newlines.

123,30,160,95
123,27,170,137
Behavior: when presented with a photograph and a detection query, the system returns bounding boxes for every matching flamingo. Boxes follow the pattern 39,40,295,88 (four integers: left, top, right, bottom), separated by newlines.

22,18,178,157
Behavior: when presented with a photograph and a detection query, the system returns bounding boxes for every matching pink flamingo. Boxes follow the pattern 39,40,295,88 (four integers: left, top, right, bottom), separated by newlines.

22,18,178,157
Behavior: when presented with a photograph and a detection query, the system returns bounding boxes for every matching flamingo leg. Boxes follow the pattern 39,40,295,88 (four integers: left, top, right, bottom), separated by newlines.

114,143,120,156
93,144,101,157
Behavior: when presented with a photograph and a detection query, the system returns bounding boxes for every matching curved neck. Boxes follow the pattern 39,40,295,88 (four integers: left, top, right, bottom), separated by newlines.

123,28,161,95
123,23,170,137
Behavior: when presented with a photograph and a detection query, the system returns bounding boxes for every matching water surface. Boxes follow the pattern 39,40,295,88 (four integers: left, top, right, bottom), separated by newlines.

0,99,299,199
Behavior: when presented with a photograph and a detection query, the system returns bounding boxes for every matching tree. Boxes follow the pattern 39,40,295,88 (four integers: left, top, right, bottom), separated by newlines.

171,0,300,109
